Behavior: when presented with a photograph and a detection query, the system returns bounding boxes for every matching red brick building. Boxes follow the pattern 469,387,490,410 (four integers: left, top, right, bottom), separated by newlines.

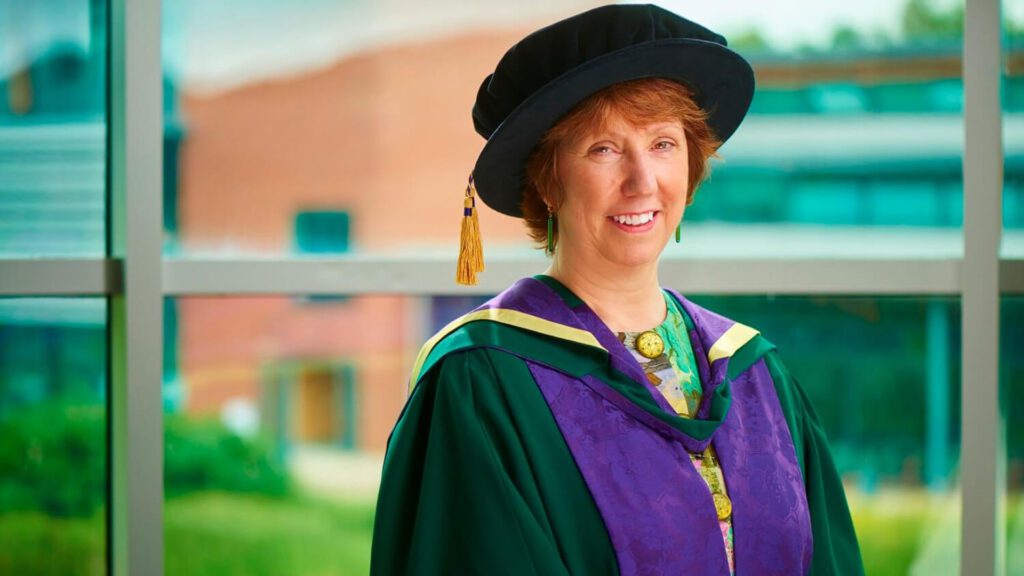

175,27,542,453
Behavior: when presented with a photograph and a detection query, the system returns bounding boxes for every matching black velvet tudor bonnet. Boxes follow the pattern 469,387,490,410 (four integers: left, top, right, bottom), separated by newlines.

471,3,756,218
455,3,755,285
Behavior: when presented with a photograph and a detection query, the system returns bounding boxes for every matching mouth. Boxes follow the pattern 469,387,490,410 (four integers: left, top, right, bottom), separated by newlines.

608,210,659,232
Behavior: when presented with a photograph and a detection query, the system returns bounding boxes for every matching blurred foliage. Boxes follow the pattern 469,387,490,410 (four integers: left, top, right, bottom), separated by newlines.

0,400,290,519
0,401,105,517
164,414,291,499
902,0,964,43
728,27,772,55
736,0,1024,55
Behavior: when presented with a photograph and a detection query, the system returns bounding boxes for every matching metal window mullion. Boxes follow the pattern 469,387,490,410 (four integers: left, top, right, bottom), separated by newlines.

0,257,1021,296
962,0,1005,574
108,0,164,575
0,259,118,295
161,257,965,296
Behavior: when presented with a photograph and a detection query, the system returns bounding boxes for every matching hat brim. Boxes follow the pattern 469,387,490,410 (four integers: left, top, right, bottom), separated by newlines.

472,38,755,218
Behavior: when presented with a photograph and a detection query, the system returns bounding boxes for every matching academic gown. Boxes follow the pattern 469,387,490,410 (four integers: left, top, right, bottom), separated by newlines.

370,275,864,576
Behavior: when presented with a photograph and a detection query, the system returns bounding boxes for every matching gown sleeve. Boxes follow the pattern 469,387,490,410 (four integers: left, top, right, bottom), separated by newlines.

764,350,866,576
370,346,616,576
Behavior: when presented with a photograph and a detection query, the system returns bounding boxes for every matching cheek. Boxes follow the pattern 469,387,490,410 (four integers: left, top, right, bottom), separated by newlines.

570,169,613,197
562,180,612,219
660,167,689,206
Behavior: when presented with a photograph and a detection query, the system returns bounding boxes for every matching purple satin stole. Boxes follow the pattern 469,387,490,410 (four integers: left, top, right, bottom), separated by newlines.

480,277,813,576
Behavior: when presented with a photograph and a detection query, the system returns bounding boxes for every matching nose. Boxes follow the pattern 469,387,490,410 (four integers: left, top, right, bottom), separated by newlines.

622,149,657,197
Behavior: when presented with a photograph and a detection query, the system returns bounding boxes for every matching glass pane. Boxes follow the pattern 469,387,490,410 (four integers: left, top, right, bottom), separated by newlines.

692,295,963,576
0,297,108,575
678,0,964,235
1005,2,1023,573
1005,297,1024,575
163,1,963,259
1005,0,1024,238
0,1,107,257
163,295,410,575
167,293,960,575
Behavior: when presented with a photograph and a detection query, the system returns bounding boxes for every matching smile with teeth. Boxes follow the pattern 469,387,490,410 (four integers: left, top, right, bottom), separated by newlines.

611,211,656,226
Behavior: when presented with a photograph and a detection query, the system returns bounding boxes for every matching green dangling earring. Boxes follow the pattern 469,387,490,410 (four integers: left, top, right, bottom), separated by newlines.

546,210,555,255
675,221,682,243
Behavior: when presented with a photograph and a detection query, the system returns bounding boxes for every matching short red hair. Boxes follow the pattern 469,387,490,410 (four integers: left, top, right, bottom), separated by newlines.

521,78,721,249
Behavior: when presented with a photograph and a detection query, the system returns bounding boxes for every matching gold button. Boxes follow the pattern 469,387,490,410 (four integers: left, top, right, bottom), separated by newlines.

635,330,664,359
713,492,733,521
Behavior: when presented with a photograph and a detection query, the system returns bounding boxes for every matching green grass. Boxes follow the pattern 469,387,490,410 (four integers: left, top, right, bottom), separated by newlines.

0,492,375,576
0,509,105,576
849,489,939,575
0,489,1020,575
164,492,374,576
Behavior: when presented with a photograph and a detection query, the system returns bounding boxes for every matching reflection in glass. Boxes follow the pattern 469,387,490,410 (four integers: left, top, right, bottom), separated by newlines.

1006,1,1023,572
166,293,961,575
0,1,107,257
163,295,414,575
162,0,991,257
1004,297,1024,575
0,297,107,575
1006,0,1024,232
694,295,964,576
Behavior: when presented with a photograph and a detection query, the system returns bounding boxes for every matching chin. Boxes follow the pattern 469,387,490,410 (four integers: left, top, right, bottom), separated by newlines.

604,243,665,269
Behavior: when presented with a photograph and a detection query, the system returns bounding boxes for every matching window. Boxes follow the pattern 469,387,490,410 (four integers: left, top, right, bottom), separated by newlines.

0,0,1015,573
0,298,107,574
0,1,107,257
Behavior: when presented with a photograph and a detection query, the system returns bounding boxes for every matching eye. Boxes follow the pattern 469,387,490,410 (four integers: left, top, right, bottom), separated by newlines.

653,140,677,151
586,144,620,161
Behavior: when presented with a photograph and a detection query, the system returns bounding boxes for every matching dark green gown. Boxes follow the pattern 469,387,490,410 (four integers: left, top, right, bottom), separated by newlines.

371,278,863,575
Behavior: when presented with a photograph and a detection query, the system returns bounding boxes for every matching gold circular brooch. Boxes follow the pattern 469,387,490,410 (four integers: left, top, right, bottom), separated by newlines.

713,492,733,521
634,330,665,359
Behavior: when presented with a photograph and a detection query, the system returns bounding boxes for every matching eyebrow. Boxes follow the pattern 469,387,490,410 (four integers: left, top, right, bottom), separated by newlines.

584,122,683,140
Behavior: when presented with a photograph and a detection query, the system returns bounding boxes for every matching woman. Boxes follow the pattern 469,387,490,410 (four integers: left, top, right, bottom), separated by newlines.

371,5,864,575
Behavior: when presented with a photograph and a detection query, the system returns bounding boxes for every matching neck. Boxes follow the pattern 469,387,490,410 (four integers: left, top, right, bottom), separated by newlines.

545,253,665,333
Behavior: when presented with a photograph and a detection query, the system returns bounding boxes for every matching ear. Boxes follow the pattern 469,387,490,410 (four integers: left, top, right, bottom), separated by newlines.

540,190,561,214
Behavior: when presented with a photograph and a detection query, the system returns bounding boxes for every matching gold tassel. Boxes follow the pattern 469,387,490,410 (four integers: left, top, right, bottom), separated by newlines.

456,174,485,285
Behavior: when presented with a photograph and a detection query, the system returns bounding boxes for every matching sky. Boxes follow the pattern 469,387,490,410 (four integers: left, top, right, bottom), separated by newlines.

2,0,1020,94
160,0,989,94
655,0,911,48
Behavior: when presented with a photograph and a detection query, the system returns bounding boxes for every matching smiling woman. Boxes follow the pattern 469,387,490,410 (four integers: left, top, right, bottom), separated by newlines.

545,111,692,326
524,78,724,323
371,5,865,576
521,77,721,255
557,116,687,268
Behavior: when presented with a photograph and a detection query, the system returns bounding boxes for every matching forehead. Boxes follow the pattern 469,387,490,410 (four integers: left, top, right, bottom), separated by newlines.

568,106,684,142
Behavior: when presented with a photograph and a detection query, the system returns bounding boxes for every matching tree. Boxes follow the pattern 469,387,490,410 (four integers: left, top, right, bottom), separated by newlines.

729,27,773,55
901,0,964,42
832,25,865,51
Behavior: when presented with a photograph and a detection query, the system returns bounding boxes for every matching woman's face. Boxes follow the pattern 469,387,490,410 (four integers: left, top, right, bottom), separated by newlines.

554,110,689,271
